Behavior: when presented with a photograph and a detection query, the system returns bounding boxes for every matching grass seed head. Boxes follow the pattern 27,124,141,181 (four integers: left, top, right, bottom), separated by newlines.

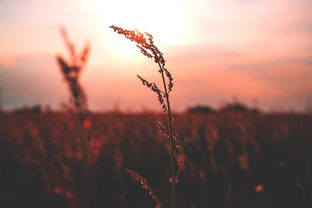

125,168,163,208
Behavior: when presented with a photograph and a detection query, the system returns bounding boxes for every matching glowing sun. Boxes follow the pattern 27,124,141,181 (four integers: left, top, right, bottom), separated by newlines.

89,0,190,46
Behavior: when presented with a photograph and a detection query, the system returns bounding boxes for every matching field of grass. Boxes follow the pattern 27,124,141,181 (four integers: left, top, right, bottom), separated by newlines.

0,25,311,208
0,111,311,208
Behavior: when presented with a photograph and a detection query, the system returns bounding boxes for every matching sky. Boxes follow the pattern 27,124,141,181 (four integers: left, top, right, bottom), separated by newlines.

0,0,311,112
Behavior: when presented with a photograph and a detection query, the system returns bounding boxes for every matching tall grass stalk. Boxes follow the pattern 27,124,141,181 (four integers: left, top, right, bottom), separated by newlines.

56,26,90,160
56,27,91,208
159,62,176,208
110,25,183,208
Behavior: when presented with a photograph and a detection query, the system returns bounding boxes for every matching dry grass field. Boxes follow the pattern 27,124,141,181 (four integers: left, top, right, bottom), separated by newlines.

0,111,311,208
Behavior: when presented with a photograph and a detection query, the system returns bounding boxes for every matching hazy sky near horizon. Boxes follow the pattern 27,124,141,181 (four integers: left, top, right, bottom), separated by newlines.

0,0,311,112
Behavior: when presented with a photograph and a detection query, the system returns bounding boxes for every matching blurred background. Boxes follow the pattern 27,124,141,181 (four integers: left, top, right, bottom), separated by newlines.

0,0,311,208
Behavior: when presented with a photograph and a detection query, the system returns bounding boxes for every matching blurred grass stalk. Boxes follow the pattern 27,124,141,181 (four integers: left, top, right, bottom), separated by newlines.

56,26,90,160
56,26,91,208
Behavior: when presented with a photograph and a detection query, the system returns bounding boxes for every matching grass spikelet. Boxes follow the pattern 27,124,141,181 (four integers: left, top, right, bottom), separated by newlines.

125,168,163,208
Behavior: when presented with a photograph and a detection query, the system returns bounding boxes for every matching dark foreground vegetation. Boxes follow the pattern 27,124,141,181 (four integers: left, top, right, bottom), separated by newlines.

0,111,311,208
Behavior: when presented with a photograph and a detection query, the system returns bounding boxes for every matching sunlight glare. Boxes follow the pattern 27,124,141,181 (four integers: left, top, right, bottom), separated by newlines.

89,0,190,46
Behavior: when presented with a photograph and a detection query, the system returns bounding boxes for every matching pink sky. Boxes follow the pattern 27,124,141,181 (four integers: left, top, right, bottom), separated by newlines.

0,0,311,112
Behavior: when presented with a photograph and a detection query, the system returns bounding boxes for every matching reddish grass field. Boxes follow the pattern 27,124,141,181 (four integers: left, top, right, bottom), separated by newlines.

0,111,311,208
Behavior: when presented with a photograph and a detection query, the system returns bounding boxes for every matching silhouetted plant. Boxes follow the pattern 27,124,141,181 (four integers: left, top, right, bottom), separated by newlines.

56,26,90,113
55,27,93,208
110,25,184,208
56,26,91,160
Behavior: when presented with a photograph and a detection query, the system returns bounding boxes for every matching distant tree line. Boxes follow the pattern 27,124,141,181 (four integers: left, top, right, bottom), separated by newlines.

187,101,261,114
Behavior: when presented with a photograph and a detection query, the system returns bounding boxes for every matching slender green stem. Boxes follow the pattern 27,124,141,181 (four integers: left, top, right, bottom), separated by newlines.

158,63,175,208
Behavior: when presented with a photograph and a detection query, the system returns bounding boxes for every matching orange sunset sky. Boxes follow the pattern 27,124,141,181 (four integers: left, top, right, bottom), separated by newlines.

0,0,311,112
